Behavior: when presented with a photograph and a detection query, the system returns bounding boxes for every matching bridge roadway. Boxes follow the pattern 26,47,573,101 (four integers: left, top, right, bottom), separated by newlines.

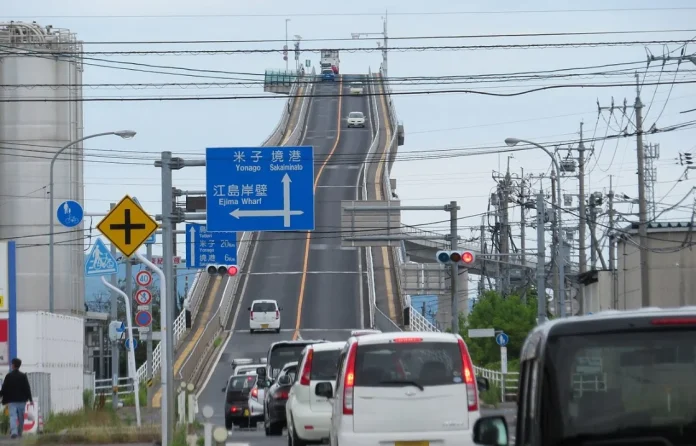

197,76,373,426
151,83,308,407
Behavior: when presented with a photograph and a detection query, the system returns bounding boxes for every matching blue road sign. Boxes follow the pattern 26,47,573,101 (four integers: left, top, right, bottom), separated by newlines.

145,234,156,245
125,337,138,350
85,238,119,276
496,332,509,347
117,321,125,333
57,200,83,227
205,146,315,232
185,223,237,269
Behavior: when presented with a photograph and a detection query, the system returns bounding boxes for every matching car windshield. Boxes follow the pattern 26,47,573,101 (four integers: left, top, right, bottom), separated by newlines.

311,350,341,381
270,344,309,378
348,112,364,119
354,340,463,387
252,302,276,312
541,329,696,444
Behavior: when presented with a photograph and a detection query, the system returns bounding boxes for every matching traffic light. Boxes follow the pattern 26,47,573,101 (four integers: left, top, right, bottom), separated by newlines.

206,265,239,276
435,250,476,265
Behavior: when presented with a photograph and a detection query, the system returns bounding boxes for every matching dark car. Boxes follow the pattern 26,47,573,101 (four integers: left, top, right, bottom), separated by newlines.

222,374,257,430
471,308,696,446
262,361,297,436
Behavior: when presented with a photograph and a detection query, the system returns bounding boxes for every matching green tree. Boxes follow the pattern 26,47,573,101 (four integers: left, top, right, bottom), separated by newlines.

459,290,537,368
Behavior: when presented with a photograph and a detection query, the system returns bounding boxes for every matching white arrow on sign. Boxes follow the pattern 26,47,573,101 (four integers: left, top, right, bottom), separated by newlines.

229,173,304,227
189,225,196,267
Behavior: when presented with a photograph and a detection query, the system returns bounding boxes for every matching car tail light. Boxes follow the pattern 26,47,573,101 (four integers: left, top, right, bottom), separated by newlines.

250,311,254,320
343,342,358,415
275,310,280,319
457,338,478,411
230,406,238,413
251,387,258,399
300,348,313,386
274,389,289,400
651,317,696,325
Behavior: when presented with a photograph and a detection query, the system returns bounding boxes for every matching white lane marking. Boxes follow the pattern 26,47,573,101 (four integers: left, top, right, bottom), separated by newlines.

196,234,261,398
245,271,364,275
226,443,250,446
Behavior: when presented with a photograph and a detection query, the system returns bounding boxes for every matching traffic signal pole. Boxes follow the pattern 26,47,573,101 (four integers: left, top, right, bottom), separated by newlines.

536,192,547,324
448,201,458,333
108,202,120,411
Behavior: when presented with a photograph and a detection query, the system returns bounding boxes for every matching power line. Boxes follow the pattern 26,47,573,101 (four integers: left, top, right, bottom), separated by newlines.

10,7,696,19
66,29,696,45
2,79,696,102
3,40,693,56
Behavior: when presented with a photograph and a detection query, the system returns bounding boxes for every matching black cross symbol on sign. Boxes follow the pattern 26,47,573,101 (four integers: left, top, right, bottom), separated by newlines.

110,209,146,245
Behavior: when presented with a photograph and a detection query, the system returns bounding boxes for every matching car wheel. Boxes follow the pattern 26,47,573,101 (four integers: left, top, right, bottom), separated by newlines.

225,417,232,431
269,421,284,436
250,329,254,334
275,327,280,333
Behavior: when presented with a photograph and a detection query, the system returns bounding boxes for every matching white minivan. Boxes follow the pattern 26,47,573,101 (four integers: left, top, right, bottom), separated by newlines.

320,332,488,446
249,299,282,333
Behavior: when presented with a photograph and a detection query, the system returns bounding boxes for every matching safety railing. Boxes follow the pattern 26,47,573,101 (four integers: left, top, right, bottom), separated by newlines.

474,366,520,402
189,273,211,323
174,74,316,387
94,377,135,396
408,308,440,332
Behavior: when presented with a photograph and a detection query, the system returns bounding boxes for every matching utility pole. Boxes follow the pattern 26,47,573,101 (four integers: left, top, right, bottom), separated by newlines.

479,216,486,296
284,19,290,72
633,73,650,307
520,169,527,302
500,169,511,296
598,74,649,307
536,192,547,324
577,121,588,315
608,176,618,308
448,201,459,333
109,202,119,410
550,175,560,316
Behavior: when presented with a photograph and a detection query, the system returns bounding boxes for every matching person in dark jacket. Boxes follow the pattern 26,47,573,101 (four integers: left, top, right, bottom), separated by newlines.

0,358,33,438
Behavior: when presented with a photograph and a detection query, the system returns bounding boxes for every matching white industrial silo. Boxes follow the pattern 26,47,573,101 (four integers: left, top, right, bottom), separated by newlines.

0,22,85,313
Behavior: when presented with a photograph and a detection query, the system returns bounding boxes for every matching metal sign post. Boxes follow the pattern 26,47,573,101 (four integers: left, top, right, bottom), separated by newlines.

100,276,141,426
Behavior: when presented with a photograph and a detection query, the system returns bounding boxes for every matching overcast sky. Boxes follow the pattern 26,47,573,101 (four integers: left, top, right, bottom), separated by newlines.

3,0,696,268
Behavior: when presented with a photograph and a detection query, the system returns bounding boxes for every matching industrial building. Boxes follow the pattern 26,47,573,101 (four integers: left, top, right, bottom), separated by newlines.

0,22,85,314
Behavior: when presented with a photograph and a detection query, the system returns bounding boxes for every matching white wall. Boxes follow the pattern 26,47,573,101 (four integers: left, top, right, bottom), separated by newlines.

17,312,84,413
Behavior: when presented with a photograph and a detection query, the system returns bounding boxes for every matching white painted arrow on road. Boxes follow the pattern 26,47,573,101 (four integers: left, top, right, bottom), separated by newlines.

229,173,304,227
189,225,197,267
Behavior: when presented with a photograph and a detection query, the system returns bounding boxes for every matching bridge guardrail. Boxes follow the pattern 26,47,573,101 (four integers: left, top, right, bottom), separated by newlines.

362,68,382,329
176,74,316,387
135,77,307,385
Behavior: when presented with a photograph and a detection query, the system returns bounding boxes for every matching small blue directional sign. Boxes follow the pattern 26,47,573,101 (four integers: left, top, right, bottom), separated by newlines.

116,322,125,333
85,238,119,276
185,223,237,269
57,200,83,227
496,332,509,347
205,146,315,232
125,337,138,350
132,197,156,245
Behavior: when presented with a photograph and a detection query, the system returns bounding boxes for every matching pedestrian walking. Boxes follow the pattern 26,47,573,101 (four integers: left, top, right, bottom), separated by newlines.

0,358,33,438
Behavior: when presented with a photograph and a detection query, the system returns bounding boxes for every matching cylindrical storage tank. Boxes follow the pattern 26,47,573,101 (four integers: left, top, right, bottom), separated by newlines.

0,23,85,313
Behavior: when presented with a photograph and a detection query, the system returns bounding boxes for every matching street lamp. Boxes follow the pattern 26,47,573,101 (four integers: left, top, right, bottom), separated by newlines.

504,137,567,318
48,130,137,313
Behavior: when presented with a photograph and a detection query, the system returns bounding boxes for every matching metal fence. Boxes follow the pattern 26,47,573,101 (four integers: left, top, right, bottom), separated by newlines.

94,377,135,396
474,366,520,402
27,372,50,422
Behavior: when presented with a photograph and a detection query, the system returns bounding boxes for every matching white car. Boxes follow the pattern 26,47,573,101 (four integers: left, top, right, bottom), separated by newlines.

350,329,382,337
322,332,485,446
231,358,265,376
249,299,282,333
349,82,364,95
286,341,345,445
346,111,366,128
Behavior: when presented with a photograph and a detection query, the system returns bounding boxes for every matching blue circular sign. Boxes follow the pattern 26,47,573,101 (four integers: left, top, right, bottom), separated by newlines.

125,337,138,350
495,332,509,347
57,200,84,227
135,310,152,327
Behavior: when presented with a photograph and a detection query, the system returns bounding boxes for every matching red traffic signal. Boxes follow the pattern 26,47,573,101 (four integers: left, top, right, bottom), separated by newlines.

206,265,239,276
461,251,474,264
435,250,476,265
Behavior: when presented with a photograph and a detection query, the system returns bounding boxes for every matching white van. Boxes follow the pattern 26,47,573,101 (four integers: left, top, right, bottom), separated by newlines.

249,299,281,333
321,332,487,446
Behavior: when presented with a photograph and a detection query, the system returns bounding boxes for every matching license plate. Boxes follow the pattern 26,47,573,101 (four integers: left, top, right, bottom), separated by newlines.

243,409,249,416
261,324,269,328
395,442,429,446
